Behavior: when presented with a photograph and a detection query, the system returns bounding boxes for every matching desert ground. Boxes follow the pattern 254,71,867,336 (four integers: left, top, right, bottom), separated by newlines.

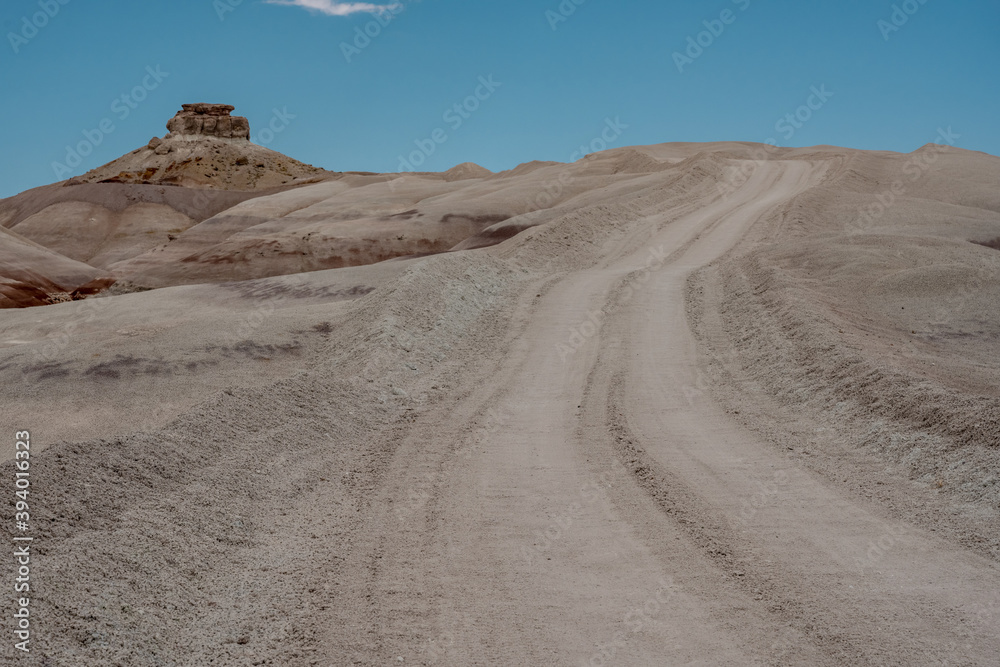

2,129,999,664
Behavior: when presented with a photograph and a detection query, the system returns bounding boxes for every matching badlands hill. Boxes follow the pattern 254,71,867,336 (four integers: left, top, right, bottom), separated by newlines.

73,103,328,191
3,112,800,304
0,104,334,307
3,103,624,304
0,104,520,305
1,130,999,665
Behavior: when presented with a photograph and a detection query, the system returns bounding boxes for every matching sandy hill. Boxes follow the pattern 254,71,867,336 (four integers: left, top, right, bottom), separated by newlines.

0,225,108,307
6,133,1000,305
1,135,1000,664
1,182,302,271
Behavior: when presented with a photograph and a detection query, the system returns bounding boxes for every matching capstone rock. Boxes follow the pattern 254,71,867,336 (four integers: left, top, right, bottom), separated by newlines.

165,103,250,140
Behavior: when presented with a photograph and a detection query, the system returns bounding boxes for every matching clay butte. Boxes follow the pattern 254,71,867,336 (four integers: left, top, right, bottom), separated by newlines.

73,102,328,189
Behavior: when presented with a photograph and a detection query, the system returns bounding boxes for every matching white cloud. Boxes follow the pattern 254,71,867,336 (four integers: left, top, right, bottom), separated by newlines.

266,0,400,15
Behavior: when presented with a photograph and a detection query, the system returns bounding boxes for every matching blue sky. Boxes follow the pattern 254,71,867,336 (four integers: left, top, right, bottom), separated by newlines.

2,0,998,198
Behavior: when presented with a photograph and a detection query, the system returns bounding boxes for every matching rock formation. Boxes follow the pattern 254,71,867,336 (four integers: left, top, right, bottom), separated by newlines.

165,103,250,140
71,103,329,190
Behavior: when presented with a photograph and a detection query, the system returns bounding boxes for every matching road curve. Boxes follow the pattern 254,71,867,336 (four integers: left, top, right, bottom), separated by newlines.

314,158,1000,665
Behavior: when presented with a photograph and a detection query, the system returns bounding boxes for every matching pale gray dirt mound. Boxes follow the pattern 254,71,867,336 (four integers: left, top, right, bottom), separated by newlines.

687,145,1000,561
442,162,492,180
0,225,108,307
3,141,1000,665
0,259,410,450
0,182,271,231
0,181,316,306
7,249,524,665
103,152,684,289
11,201,196,268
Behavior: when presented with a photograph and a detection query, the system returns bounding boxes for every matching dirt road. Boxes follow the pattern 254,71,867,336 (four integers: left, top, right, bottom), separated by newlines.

20,153,1000,665
313,159,1000,665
